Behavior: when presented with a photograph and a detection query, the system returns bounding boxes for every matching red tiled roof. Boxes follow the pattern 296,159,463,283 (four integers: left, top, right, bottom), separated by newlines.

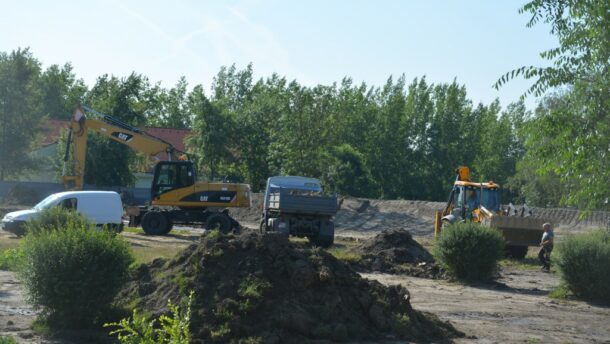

145,127,190,153
42,120,68,146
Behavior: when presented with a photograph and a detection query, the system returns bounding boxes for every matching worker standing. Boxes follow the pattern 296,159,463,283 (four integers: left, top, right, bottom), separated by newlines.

538,223,554,272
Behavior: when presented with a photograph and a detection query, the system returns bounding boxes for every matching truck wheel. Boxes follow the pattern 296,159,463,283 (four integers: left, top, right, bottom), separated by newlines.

311,220,334,248
205,213,232,234
142,211,170,235
505,245,528,259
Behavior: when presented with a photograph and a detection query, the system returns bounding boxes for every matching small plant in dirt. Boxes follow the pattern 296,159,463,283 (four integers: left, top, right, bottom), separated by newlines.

24,206,91,235
18,214,133,326
0,336,18,344
105,291,193,344
0,248,23,271
555,229,610,303
434,222,505,282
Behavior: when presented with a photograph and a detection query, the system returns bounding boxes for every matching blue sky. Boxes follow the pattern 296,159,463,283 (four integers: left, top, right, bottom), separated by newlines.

2,1,556,110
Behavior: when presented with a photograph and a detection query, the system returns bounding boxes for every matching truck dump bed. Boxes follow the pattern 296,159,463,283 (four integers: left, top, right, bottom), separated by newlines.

268,190,337,216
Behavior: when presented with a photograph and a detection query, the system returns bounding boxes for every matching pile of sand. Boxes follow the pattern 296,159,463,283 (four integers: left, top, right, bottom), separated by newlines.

117,231,460,343
351,229,447,279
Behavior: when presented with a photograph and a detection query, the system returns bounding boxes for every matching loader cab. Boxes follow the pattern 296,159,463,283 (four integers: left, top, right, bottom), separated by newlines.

151,161,196,199
450,183,500,220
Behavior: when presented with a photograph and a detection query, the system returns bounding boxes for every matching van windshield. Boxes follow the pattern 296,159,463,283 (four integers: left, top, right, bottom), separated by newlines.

34,195,60,210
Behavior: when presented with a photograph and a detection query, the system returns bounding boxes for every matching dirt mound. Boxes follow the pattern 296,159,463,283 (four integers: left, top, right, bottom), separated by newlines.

117,231,460,343
229,193,263,224
352,229,447,279
334,198,444,237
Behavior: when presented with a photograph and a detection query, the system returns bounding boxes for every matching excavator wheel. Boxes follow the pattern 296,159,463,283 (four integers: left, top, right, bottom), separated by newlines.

142,211,171,235
205,213,232,234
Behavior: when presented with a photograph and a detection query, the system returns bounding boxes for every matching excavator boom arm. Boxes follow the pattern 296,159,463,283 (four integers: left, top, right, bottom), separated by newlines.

63,105,179,190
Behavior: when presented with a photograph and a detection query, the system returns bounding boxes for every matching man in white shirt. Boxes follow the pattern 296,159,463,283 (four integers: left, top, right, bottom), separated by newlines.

538,223,554,272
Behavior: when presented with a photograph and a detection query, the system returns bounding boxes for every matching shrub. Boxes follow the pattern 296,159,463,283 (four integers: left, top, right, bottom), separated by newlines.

18,222,133,326
24,207,91,235
434,222,505,281
555,229,610,303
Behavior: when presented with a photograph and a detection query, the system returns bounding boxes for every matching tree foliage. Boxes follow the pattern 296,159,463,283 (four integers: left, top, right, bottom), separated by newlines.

4,42,606,209
0,48,43,180
498,0,610,210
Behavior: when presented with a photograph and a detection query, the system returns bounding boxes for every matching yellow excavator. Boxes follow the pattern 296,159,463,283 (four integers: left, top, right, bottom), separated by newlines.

62,105,251,235
434,166,547,258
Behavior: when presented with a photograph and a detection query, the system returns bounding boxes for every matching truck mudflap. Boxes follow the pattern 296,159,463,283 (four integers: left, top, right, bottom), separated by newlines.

484,216,547,247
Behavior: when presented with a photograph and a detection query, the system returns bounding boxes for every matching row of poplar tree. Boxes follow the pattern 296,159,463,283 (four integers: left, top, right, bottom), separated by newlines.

0,1,608,211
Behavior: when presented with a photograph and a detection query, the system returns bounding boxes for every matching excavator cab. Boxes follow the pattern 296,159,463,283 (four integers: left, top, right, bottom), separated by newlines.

151,161,196,199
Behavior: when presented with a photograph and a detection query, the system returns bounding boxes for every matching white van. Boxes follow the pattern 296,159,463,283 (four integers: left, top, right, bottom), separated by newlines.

1,191,123,236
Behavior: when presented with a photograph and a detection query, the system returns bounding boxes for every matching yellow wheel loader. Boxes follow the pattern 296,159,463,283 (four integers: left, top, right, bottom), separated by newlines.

62,105,251,235
434,166,548,259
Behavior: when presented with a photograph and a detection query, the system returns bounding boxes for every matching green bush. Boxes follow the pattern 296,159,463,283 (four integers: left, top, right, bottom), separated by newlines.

434,222,505,281
18,219,133,326
24,207,91,235
555,230,610,303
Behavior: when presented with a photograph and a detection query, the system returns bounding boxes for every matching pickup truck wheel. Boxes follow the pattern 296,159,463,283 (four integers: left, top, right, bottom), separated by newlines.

205,213,232,234
142,211,170,235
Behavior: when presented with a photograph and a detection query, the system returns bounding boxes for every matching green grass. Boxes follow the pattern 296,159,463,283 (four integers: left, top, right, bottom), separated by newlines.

122,226,144,234
499,256,541,270
123,227,195,237
549,284,572,300
130,245,183,264
327,245,362,263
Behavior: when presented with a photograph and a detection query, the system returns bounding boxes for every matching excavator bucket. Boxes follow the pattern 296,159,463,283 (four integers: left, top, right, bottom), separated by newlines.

483,216,547,247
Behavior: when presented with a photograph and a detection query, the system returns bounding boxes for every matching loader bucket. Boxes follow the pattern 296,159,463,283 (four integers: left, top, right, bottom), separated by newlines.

484,216,547,247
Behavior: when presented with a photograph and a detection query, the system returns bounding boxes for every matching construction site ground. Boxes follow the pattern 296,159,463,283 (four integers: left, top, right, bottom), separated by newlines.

1,196,609,343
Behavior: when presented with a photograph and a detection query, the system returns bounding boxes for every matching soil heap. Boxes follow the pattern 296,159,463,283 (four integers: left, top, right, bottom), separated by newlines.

352,229,447,279
118,231,460,343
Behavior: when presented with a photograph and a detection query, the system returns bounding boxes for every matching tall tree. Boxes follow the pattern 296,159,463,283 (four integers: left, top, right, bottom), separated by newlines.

78,73,152,187
0,48,44,180
497,0,610,210
187,85,235,181
39,63,87,120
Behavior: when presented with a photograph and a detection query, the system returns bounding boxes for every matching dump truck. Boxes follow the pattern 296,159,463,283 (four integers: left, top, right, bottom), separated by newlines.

260,176,337,247
434,166,548,258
